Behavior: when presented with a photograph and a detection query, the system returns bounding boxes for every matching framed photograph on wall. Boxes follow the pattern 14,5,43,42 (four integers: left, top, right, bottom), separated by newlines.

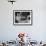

13,10,33,25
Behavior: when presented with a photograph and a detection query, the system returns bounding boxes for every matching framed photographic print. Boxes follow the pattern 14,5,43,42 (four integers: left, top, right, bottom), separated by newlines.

13,10,33,25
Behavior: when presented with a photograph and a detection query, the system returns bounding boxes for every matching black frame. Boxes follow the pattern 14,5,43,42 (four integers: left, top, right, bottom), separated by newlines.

13,10,33,26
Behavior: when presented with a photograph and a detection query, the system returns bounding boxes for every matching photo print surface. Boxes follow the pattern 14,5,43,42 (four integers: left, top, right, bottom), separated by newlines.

13,10,32,25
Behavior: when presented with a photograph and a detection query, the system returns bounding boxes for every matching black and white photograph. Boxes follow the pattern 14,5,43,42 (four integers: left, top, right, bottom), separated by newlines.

13,10,32,25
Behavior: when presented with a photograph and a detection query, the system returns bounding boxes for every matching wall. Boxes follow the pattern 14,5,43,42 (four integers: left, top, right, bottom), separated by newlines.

0,0,46,42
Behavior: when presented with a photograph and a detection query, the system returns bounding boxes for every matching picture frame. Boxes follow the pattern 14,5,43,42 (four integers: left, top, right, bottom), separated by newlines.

13,10,33,26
